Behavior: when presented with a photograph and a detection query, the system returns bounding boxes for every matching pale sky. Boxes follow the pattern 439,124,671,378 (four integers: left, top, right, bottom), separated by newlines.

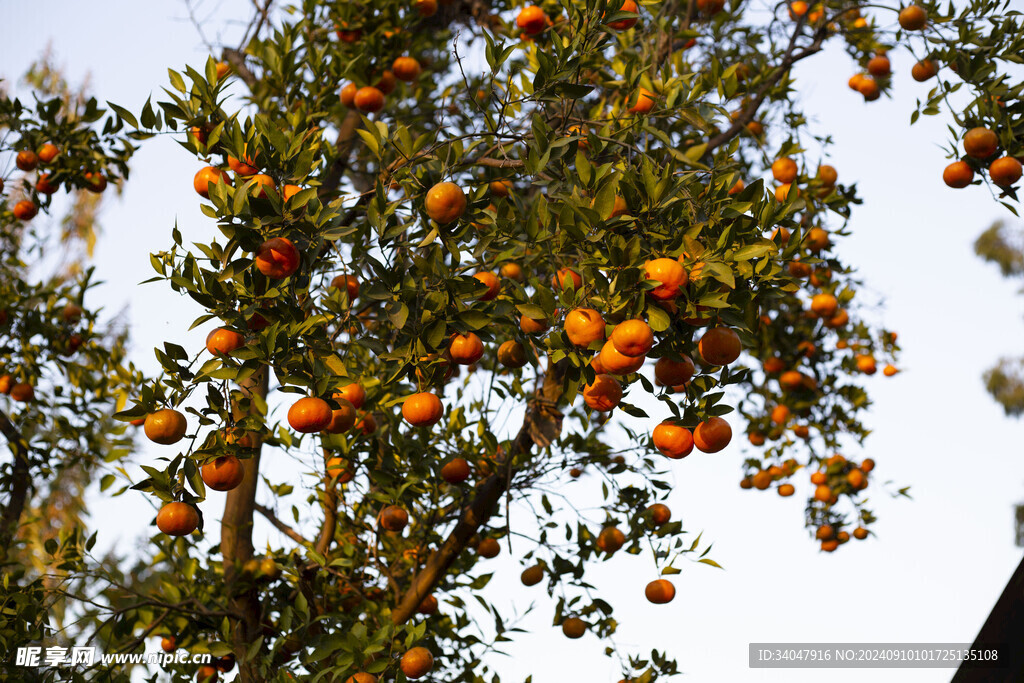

2,2,1023,682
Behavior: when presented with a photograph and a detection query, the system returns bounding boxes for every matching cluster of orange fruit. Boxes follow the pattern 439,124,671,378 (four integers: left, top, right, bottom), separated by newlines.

768,156,838,204
846,5,929,102
339,55,424,114
5,142,109,222
943,126,1022,190
0,302,87,407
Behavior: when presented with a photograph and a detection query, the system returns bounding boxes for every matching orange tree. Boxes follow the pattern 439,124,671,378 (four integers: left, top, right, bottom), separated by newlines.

4,0,1024,681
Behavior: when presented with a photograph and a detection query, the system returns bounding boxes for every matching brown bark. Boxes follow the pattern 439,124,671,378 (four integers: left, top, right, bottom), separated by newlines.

391,360,565,625
221,369,269,682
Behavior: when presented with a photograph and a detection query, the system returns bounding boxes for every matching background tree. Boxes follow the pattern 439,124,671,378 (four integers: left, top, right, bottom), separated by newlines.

3,0,1024,681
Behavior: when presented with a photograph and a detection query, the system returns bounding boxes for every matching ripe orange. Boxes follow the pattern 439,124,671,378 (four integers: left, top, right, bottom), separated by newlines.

473,271,500,300
553,267,583,290
763,357,785,374
357,412,376,433
9,382,34,402
415,0,438,17
331,274,360,301
696,0,725,14
751,471,772,489
788,0,808,18
647,503,671,525
37,143,59,164
449,332,484,364
288,397,333,433
599,340,645,374
610,319,653,357
964,127,998,159
817,164,838,186
698,327,741,366
693,416,732,453
652,422,694,459
336,382,366,409
857,76,880,101
898,4,927,30
597,526,626,553
16,150,38,171
867,54,891,77
393,56,422,81
520,313,550,334
883,364,899,377
606,0,639,30
194,166,230,198
340,83,358,108
441,457,471,483
565,308,606,347
853,527,869,540
820,539,839,552
400,647,434,679
855,354,877,375
521,565,545,585
325,398,357,433
354,86,385,113
12,200,38,222
644,258,688,300
402,391,444,426
497,340,527,368
583,374,622,412
770,405,790,425
374,71,397,95
35,174,59,195
912,59,937,81
325,457,354,483
418,595,438,615
805,227,830,252
161,636,176,652
778,483,795,497
489,179,513,197
477,537,500,558
825,309,849,328
228,154,260,176
215,61,231,80
156,502,199,536
847,469,866,489
861,458,875,473
247,174,276,198
425,182,467,223
561,617,586,639
255,237,300,278
748,432,766,446
989,156,1022,186
499,262,523,280
813,484,832,501
771,157,798,184
380,505,409,532
654,355,695,386
202,455,245,491
628,87,656,115
943,161,974,188
145,409,188,445
645,579,676,604
346,674,376,683
206,328,245,355
516,5,547,34
810,293,838,318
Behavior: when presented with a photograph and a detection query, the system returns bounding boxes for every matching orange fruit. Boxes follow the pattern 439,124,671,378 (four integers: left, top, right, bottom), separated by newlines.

644,258,688,300
206,328,245,355
599,340,646,375
911,59,937,81
145,409,188,445
748,432,766,446
771,157,798,184
330,274,360,300
449,332,484,364
497,340,528,368
346,674,376,683
356,412,377,435
473,272,500,300
9,382,33,402
336,382,366,409
415,0,438,17
325,457,354,483
202,455,245,491
698,327,741,366
883,364,899,377
610,319,653,357
645,579,676,604
582,374,622,412
400,647,434,679
693,416,732,453
696,0,725,14
37,143,59,164
553,267,583,290
417,595,438,615
215,61,231,79
652,422,694,459
606,0,639,30
425,182,467,223
194,166,230,198
867,55,891,77
770,405,790,425
596,526,626,553
989,156,1022,186
943,161,974,188
380,505,409,532
499,262,523,280
565,308,606,347
628,87,656,115
340,82,358,107
16,150,39,171
857,76,880,101
520,313,550,334
861,458,875,472
326,398,357,433
288,397,333,433
477,537,500,558
255,237,300,278
775,183,797,201
516,5,548,34
156,502,199,536
647,503,671,525
489,179,513,197
847,469,866,489
374,70,397,95
247,174,276,198
813,484,832,501
898,4,927,30
393,56,422,81
161,636,176,652
853,527,869,540
763,357,786,374
855,354,877,375
354,86,385,113
562,617,586,639
825,309,849,328
521,565,545,585
228,154,260,176
654,355,695,386
817,165,838,186
402,392,444,427
964,127,998,159
805,227,830,252
778,483,795,497
788,1,808,18
751,471,772,489
35,173,59,195
441,457,471,483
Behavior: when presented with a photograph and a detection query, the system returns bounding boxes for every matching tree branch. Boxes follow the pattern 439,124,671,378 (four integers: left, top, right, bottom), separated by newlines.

254,502,310,545
0,408,32,557
390,359,566,624
315,448,338,555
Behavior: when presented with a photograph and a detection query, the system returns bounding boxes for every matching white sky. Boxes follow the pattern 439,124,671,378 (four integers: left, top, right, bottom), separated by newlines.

3,2,1023,682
